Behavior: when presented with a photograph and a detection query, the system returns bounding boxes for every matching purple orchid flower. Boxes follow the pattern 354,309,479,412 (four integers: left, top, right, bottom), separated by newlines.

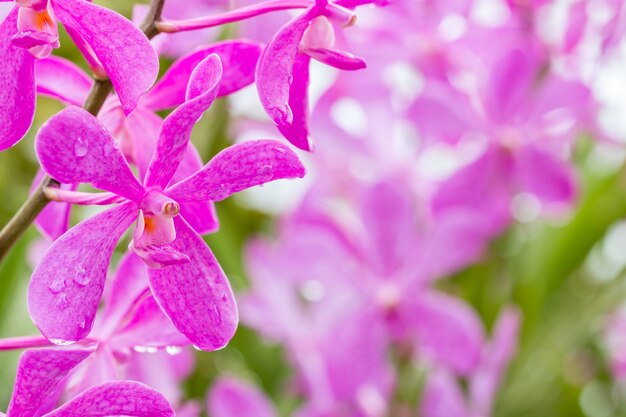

2,348,174,417
33,40,263,240
255,0,369,151
27,54,306,350
0,0,159,152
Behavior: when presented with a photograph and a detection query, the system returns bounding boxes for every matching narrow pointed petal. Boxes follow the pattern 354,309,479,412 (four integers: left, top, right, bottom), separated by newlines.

276,53,312,151
0,7,36,151
147,217,237,351
143,40,263,111
421,369,470,417
172,145,219,234
36,56,92,106
305,48,366,70
167,140,305,203
144,54,222,189
402,291,485,376
51,0,159,114
256,8,315,141
514,144,577,208
28,202,137,344
36,106,144,202
208,378,277,417
43,381,175,417
7,349,92,417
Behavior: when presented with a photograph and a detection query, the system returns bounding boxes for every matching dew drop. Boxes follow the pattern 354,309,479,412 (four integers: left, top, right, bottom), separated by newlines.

48,277,66,294
111,139,120,150
268,105,292,124
72,265,90,286
165,346,182,355
50,338,75,346
192,344,203,351
220,293,227,302
133,346,148,353
288,75,294,85
74,136,88,157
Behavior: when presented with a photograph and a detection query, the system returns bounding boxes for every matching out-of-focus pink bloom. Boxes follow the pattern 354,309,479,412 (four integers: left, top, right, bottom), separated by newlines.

603,306,626,381
421,307,521,417
3,348,174,417
208,377,278,417
27,54,305,349
242,179,493,412
410,47,596,232
0,0,159,151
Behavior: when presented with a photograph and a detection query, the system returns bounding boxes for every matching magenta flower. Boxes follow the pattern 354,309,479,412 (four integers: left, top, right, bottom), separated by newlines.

2,348,174,417
0,0,159,151
27,54,306,350
256,0,368,150
33,40,262,240
208,377,277,417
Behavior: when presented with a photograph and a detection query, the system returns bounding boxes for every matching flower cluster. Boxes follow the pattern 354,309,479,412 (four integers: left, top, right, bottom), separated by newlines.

0,0,623,415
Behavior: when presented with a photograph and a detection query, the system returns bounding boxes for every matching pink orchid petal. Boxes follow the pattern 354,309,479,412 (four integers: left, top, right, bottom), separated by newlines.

256,8,316,144
36,106,144,202
168,140,305,203
432,145,512,236
172,144,219,234
144,54,222,189
28,202,137,344
421,369,470,417
469,307,520,417
276,52,312,151
143,40,263,111
147,217,237,351
7,349,92,417
208,377,277,417
51,0,159,114
100,252,150,338
44,381,175,417
484,49,536,123
111,296,190,349
360,180,416,276
0,7,36,151
36,55,92,106
514,144,577,208
403,291,485,376
305,48,366,70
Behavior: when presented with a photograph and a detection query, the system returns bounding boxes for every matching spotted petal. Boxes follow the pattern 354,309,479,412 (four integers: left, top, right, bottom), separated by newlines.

44,381,175,417
7,349,92,417
36,106,144,202
144,54,222,189
28,202,137,344
148,217,237,351
0,7,36,151
143,40,263,111
167,140,305,203
51,0,159,114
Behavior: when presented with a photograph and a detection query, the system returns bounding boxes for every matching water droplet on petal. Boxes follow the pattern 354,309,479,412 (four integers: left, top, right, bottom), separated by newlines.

48,277,66,294
133,346,148,353
50,338,75,346
268,105,293,125
74,136,88,157
165,346,182,355
288,75,294,85
72,265,90,286
111,139,120,150
192,344,203,351
220,293,227,302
